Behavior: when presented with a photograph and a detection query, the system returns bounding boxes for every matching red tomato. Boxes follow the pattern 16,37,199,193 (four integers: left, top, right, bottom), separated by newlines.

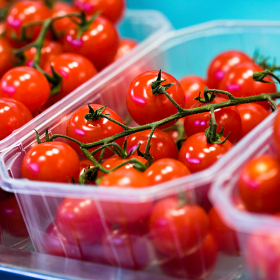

158,234,218,280
238,155,280,213
126,70,185,128
99,167,153,225
219,61,277,110
184,97,242,145
0,195,29,238
208,207,240,255
145,158,191,185
66,104,125,159
178,132,233,173
74,0,125,23
56,198,106,245
113,38,137,61
179,75,207,109
24,40,63,68
102,223,154,270
273,109,280,157
21,142,80,183
0,66,50,114
0,38,15,78
79,159,96,185
237,103,269,138
0,98,33,140
149,197,209,257
62,16,119,71
126,128,178,162
5,1,51,47
207,50,252,89
44,53,97,105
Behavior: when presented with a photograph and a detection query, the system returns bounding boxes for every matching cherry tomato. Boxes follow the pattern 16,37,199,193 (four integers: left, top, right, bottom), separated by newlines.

5,1,51,47
44,53,97,105
273,108,280,157
102,223,154,270
56,198,106,245
126,128,178,162
66,104,125,159
184,97,242,145
99,167,153,225
0,98,33,140
219,61,277,110
0,195,29,238
148,197,209,257
178,132,233,173
0,66,50,114
207,50,252,89
237,103,269,138
179,75,207,109
21,142,80,183
126,70,185,128
74,0,125,23
113,38,137,61
145,158,191,185
238,155,280,213
158,234,218,280
79,159,96,185
0,38,15,78
62,16,119,71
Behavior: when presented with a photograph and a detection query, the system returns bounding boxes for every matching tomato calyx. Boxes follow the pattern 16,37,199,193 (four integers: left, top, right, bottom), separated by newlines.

194,86,216,103
84,104,109,121
253,50,280,72
35,128,52,144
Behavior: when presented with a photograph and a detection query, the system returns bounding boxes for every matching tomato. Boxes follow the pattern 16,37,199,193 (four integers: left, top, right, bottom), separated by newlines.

219,61,277,110
21,142,80,183
74,0,125,24
0,98,33,140
145,158,191,185
43,53,97,105
66,104,125,159
99,167,153,225
102,223,153,270
158,234,218,280
56,198,106,245
178,132,233,173
273,108,280,157
126,70,185,128
237,103,269,138
149,197,209,257
113,38,137,61
184,97,242,145
0,38,15,78
126,129,178,162
179,75,207,109
61,16,119,71
0,195,29,238
79,159,96,185
0,66,50,114
238,155,280,213
208,207,240,255
207,50,252,89
24,40,63,68
5,1,51,47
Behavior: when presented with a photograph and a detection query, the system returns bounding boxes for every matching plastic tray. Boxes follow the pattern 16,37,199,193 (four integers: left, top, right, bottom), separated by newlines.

1,20,280,279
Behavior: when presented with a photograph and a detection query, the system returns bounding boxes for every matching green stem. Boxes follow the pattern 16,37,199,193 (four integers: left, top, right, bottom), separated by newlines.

79,166,99,184
100,113,130,130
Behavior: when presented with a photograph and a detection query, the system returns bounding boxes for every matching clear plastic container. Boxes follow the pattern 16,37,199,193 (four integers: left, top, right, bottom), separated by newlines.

1,20,280,279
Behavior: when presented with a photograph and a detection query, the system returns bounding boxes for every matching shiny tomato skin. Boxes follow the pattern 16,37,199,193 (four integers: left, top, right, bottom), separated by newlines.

66,104,124,159
44,53,97,105
113,38,137,61
178,132,233,173
149,197,209,257
21,142,80,183
99,167,153,225
126,129,178,162
237,103,269,138
179,75,208,109
62,16,119,71
145,158,191,185
126,70,185,128
0,38,15,78
219,61,277,110
207,50,252,89
74,0,125,23
0,66,50,114
238,155,280,213
184,97,242,145
0,98,33,140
